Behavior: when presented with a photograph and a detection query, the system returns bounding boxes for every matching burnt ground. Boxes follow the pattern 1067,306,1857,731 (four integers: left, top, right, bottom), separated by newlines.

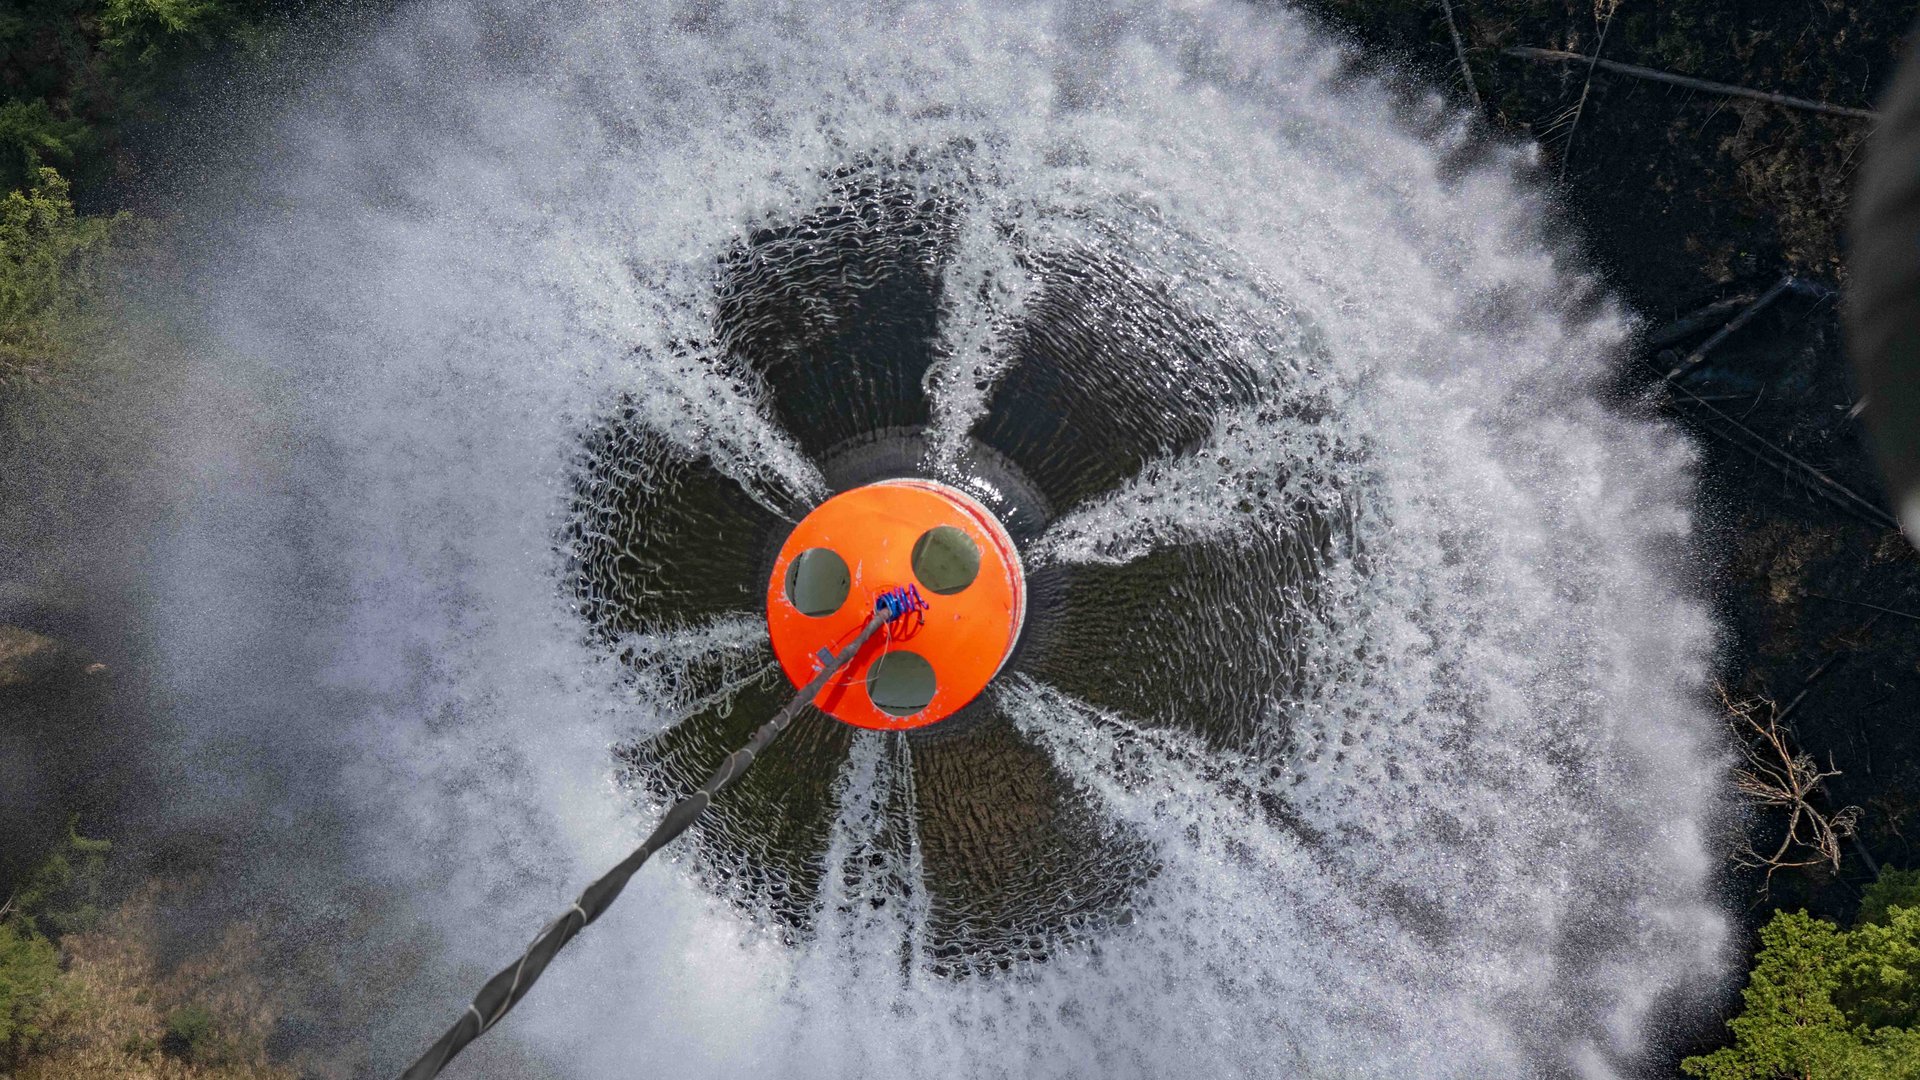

1617,275,1920,1069
1294,0,1909,301
1650,284,1920,916
1281,0,1920,1065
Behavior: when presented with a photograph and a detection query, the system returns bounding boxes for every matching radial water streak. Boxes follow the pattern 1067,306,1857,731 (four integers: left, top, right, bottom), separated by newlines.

106,1,1733,1077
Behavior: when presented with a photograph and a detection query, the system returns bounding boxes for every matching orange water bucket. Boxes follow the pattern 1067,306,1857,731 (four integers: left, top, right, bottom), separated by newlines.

765,479,1026,729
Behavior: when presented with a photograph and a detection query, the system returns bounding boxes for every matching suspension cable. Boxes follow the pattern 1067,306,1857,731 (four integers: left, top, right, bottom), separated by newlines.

399,588,924,1079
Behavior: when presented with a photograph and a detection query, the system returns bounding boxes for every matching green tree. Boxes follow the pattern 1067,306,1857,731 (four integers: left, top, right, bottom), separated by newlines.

8,817,113,939
0,0,286,197
1834,905,1920,1034
0,101,92,193
1856,869,1920,929
0,821,109,1062
0,911,61,1058
0,165,124,386
1685,871,1920,1080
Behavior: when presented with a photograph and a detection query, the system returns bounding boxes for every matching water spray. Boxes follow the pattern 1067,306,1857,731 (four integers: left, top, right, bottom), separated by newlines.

405,478,1024,1076
108,2,1735,1074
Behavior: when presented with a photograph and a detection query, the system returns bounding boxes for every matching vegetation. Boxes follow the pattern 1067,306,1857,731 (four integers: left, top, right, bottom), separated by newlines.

3,8,298,1073
1857,868,1920,930
161,1003,218,1063
0,912,61,1059
0,0,283,198
1683,869,1920,1080
1,821,109,1067
0,826,295,1079
0,166,126,388
0,0,301,388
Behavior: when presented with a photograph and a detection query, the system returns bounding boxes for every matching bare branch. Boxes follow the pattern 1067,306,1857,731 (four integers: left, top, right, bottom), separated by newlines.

1437,0,1482,109
1654,372,1900,531
1634,277,1892,529
1662,274,1798,385
1806,592,1920,624
1506,46,1879,121
1721,688,1861,892
1646,292,1759,351
1559,0,1623,179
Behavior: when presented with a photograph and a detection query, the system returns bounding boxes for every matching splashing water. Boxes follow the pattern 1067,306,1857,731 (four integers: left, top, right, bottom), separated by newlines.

129,0,1731,1076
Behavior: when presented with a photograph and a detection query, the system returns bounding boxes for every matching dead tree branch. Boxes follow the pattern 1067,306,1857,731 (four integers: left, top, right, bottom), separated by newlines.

1560,0,1622,178
1773,650,1847,727
1437,0,1482,108
1647,294,1757,351
1723,689,1861,891
1662,274,1798,385
1806,592,1920,624
1505,46,1880,121
1645,363,1900,530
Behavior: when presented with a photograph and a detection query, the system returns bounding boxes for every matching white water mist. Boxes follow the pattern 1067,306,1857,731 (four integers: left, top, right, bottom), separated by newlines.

120,0,1731,1076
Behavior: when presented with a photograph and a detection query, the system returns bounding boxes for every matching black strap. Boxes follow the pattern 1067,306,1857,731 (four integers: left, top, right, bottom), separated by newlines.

399,608,893,1080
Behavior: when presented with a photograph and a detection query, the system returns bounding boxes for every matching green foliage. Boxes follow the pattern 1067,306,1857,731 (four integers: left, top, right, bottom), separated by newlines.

1,0,127,197
161,1001,216,1062
0,166,125,385
0,912,61,1058
101,0,246,62
1684,876,1920,1080
9,816,113,939
0,100,92,194
1858,869,1920,929
1834,905,1920,1034
0,0,285,201
0,821,108,1062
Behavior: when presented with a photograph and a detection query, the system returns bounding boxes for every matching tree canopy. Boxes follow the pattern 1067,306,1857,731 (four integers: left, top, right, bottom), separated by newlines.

1684,870,1920,1080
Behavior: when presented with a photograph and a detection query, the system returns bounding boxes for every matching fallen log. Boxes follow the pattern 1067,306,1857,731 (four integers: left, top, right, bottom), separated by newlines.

1437,0,1481,108
1663,274,1799,385
1806,592,1920,624
1654,376,1900,531
1504,46,1879,121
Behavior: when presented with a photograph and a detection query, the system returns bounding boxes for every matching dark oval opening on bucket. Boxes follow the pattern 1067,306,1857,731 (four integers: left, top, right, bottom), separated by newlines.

867,650,936,716
911,525,981,595
784,547,850,617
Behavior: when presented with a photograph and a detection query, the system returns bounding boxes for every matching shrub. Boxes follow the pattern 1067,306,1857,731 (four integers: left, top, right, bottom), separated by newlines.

161,1001,217,1062
0,821,107,1063
8,817,113,939
0,166,124,388
1857,868,1920,929
1683,870,1920,1080
0,915,61,1060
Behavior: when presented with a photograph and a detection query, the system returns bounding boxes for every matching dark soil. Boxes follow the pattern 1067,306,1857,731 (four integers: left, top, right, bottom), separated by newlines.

1293,0,1913,303
1282,0,1920,1066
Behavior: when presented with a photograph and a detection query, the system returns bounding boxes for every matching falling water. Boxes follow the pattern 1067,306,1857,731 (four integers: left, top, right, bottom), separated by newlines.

88,0,1731,1075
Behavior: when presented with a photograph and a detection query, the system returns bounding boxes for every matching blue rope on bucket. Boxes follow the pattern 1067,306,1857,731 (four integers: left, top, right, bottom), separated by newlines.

875,583,928,622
